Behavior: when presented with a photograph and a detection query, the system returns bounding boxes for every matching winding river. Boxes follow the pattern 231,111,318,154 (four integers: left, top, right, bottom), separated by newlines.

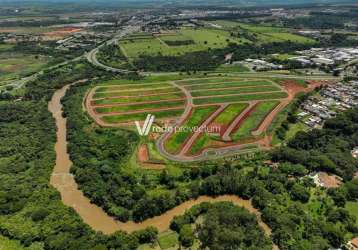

48,83,276,247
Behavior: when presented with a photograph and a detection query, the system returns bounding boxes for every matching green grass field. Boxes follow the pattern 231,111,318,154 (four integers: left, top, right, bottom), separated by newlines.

0,236,25,250
95,100,185,113
189,103,248,155
101,109,184,124
0,54,49,83
93,93,184,105
193,92,287,105
157,231,179,249
0,44,14,52
346,202,358,226
96,83,173,92
165,106,217,154
94,88,181,98
213,103,249,125
190,85,281,97
190,133,215,155
120,28,249,58
94,87,179,98
96,82,172,92
177,77,239,85
232,101,279,140
186,81,273,91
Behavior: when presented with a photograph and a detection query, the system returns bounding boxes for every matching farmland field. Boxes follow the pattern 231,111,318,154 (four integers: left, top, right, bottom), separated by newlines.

118,22,315,60
120,27,251,58
86,76,321,160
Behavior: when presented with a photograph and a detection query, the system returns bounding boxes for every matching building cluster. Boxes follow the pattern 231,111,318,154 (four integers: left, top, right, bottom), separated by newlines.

0,33,42,43
175,9,272,19
309,172,342,188
291,47,358,66
243,58,283,71
298,81,358,128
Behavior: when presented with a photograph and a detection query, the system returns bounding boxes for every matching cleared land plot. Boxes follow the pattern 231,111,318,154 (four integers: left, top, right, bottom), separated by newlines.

189,103,249,155
165,106,218,154
93,93,184,105
231,101,279,140
176,78,239,85
193,92,288,105
213,103,249,125
96,82,172,92
94,87,179,98
186,81,273,91
191,85,281,97
190,133,218,155
95,100,185,114
101,109,184,124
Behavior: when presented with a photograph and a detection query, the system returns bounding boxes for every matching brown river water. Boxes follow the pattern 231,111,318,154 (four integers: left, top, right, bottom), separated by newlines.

48,83,278,249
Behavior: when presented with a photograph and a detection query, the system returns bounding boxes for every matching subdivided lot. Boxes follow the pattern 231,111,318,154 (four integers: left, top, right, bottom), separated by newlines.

189,103,249,155
95,100,185,114
213,103,249,125
94,87,180,98
96,80,170,92
186,81,274,90
190,85,281,97
176,77,239,85
231,101,279,141
95,82,172,92
193,92,288,105
165,106,218,154
190,133,219,155
101,109,184,124
93,93,184,105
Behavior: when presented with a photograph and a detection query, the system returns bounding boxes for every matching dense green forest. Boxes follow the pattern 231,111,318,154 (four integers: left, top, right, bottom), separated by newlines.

97,44,133,70
170,202,272,249
272,107,358,180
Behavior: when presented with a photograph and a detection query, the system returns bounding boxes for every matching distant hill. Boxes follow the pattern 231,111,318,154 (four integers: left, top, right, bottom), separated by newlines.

157,0,357,6
0,0,357,6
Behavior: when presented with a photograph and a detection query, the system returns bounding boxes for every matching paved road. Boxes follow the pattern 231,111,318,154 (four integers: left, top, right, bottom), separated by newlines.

86,25,141,74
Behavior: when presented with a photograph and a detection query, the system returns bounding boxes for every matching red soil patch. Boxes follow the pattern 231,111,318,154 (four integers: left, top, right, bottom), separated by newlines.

138,144,150,162
207,122,227,137
317,172,342,188
43,27,82,37
137,144,166,170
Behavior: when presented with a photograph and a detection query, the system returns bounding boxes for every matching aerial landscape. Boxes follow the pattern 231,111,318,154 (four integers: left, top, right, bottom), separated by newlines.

0,0,357,249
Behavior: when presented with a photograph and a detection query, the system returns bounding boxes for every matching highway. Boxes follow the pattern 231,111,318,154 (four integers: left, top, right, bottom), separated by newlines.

85,25,141,73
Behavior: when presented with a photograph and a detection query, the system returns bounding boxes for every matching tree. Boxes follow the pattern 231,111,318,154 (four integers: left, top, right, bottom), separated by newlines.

179,224,194,248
